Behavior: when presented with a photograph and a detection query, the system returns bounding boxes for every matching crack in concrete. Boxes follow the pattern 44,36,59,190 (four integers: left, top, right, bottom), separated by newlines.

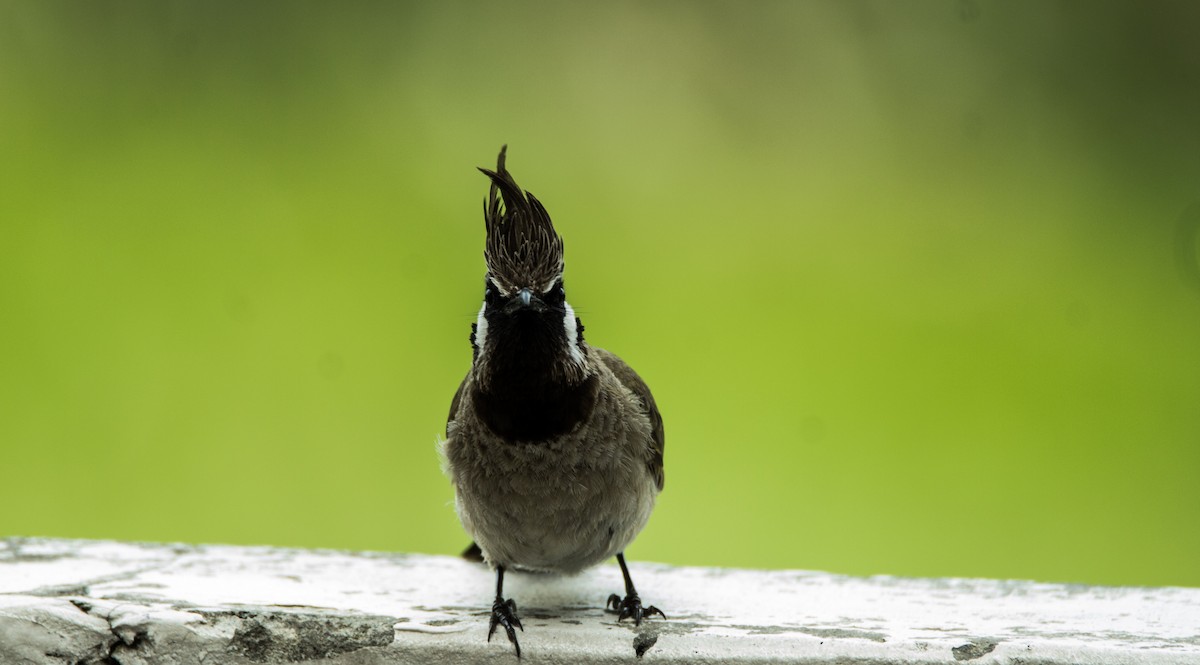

4,536,191,604
50,595,124,662
62,600,399,663
66,598,138,665
22,563,181,600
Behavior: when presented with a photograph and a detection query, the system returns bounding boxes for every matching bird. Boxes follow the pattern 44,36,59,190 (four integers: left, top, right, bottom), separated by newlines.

442,146,666,658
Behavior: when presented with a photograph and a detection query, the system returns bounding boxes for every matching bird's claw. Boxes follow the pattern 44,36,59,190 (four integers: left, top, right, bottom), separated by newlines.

607,592,666,626
488,597,524,657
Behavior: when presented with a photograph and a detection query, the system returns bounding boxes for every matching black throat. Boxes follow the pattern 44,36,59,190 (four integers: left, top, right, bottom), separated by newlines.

472,314,596,443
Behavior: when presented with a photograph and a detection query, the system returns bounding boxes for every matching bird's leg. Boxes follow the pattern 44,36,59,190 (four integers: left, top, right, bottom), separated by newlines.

606,552,666,625
488,565,523,657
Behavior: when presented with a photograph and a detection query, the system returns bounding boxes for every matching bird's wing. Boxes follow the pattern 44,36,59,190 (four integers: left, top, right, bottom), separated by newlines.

594,348,665,491
446,375,467,437
447,380,486,565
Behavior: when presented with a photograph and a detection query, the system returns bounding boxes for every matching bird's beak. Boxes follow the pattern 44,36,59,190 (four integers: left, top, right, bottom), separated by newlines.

505,287,545,314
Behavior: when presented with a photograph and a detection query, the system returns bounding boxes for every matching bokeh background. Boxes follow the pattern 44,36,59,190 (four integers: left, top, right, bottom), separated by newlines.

2,1,1198,588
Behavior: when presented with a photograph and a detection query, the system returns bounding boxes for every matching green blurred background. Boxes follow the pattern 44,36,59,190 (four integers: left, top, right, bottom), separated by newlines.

2,1,1198,588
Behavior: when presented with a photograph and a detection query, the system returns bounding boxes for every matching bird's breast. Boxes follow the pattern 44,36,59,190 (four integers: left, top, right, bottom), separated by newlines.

470,373,599,443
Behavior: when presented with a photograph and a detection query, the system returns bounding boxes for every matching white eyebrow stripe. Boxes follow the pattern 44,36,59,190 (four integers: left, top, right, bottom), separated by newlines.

542,275,564,294
486,276,512,297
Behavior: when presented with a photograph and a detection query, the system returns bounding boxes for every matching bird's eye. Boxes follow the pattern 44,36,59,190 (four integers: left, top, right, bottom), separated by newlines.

543,279,566,306
484,279,503,306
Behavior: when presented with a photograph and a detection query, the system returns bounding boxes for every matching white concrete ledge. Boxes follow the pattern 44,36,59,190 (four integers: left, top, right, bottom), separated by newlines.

1,538,1198,664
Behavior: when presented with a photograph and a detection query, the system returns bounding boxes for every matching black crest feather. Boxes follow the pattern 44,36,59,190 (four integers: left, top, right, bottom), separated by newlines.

479,146,564,293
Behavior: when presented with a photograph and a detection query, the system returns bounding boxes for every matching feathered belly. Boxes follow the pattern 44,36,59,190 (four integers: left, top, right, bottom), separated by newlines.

451,441,656,574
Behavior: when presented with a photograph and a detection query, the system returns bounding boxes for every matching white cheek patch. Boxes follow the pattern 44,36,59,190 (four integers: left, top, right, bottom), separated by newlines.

563,301,584,365
474,300,489,353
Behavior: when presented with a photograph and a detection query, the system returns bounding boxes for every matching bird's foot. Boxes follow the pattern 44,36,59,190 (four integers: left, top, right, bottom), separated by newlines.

488,597,524,657
606,592,666,626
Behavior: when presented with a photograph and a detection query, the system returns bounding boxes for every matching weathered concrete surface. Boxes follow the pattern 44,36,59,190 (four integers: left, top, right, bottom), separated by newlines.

1,537,1198,664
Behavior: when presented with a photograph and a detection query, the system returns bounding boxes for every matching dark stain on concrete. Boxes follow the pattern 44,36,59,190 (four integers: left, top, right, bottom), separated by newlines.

23,584,91,597
219,610,394,662
725,624,887,642
522,611,560,620
953,638,999,660
634,630,658,658
801,627,887,643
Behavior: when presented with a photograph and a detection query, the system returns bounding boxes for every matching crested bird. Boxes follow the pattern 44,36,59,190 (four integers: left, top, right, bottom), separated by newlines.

443,146,666,658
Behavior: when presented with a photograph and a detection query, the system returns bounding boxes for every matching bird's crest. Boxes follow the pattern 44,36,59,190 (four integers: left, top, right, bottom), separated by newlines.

479,146,564,294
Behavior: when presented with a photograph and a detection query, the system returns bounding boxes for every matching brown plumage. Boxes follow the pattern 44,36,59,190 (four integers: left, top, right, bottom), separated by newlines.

443,147,666,658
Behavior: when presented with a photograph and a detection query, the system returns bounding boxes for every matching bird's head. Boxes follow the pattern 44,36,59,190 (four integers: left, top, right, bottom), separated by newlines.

470,146,587,382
